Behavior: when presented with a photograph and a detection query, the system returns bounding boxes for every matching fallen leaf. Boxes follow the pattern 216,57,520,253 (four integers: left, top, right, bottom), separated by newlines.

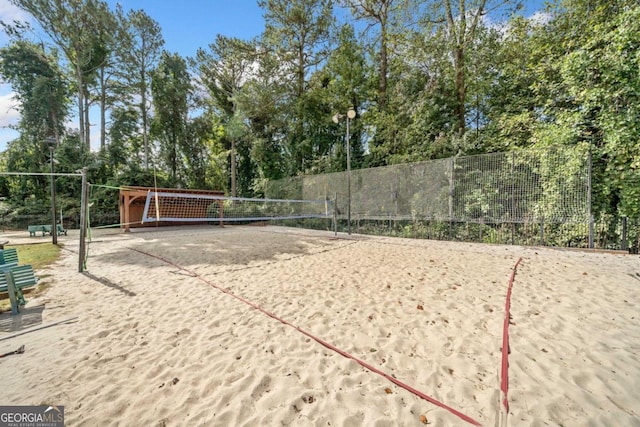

417,305,424,310
420,414,429,424
384,387,392,394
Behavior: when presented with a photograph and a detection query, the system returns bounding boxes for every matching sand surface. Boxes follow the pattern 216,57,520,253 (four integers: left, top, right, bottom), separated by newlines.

0,225,638,426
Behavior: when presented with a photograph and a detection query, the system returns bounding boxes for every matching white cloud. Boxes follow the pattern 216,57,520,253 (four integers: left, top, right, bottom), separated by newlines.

0,0,31,45
528,11,552,26
90,121,102,151
0,0,29,24
64,110,103,152
0,86,19,127
0,93,103,152
480,8,552,39
0,82,20,150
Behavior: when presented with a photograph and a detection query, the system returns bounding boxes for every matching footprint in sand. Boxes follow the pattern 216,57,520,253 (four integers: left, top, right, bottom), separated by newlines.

250,375,272,400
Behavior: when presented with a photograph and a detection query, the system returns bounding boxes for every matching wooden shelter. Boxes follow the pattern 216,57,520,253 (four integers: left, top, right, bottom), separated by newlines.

119,186,224,232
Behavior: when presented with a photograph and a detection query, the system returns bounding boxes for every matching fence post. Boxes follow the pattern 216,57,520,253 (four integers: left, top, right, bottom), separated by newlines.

78,167,88,273
448,157,455,240
621,217,628,251
540,218,545,246
511,152,515,246
587,150,594,248
333,192,338,236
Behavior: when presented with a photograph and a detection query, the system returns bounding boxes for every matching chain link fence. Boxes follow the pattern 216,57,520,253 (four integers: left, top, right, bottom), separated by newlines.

0,212,120,233
267,146,638,251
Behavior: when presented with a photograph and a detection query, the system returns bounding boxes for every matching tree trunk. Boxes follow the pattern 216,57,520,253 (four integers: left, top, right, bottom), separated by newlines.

379,25,388,109
141,72,149,169
84,88,91,148
99,67,106,150
76,65,86,149
230,139,237,197
454,46,466,136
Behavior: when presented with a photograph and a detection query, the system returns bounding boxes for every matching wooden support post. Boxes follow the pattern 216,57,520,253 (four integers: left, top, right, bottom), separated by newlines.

218,199,225,228
5,270,18,315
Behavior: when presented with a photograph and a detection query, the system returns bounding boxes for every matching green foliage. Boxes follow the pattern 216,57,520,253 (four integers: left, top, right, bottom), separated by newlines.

1,0,639,246
0,40,69,150
257,0,335,175
8,0,115,147
150,51,192,186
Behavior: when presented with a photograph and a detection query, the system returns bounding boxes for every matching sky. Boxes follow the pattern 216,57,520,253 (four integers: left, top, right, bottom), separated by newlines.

104,0,266,58
0,0,546,153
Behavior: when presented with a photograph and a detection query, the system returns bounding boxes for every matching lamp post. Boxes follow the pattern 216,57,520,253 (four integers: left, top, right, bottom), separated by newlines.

45,136,57,245
332,108,356,235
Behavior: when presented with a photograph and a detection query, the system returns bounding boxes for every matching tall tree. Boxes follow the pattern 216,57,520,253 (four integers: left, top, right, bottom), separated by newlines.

194,36,257,196
551,0,640,220
0,40,69,198
258,0,334,173
426,0,516,136
150,52,192,186
483,16,541,151
107,106,141,174
91,6,117,151
183,114,227,191
259,0,333,98
368,23,460,164
233,46,289,188
114,5,165,169
340,0,407,109
322,23,368,171
0,40,69,142
10,0,111,148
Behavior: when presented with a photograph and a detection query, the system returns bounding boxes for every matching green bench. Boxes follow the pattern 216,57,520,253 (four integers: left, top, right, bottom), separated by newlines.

0,264,38,314
28,224,67,237
28,225,50,237
0,248,19,265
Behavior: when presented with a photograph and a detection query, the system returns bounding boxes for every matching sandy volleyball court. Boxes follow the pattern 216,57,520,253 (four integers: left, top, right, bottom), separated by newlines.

0,225,638,426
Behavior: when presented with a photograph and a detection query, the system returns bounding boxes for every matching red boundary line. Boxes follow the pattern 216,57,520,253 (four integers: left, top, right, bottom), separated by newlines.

129,247,482,426
500,257,523,414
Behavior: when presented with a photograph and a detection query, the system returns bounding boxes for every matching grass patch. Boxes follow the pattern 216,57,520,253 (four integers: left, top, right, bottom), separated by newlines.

8,243,61,270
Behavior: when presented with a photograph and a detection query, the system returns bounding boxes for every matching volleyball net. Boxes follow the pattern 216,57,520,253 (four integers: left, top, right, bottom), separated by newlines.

141,191,333,223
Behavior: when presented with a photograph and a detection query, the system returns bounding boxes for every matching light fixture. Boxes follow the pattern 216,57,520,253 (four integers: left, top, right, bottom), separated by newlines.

332,108,357,235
